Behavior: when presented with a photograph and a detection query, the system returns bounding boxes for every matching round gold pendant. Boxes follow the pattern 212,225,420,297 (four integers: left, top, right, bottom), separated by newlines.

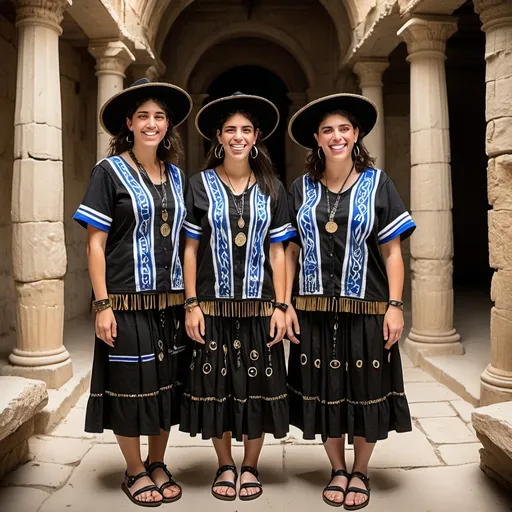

238,218,245,229
235,232,247,247
233,340,241,350
158,352,164,362
162,209,169,222
160,222,171,237
325,221,338,233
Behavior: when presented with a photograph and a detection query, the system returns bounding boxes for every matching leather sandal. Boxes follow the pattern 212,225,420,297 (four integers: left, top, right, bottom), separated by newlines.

144,460,182,503
239,466,263,501
121,471,163,507
344,471,371,510
211,464,238,502
323,469,351,507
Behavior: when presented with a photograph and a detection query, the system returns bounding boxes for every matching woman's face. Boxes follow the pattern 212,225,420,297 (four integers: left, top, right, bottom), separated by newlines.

216,113,259,161
314,113,359,164
126,99,169,149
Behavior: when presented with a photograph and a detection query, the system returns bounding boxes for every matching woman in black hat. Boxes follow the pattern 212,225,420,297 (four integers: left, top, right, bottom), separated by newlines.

73,78,192,507
285,94,415,510
179,93,295,502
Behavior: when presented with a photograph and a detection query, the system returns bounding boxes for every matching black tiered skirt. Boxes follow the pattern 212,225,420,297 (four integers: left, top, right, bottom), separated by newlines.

85,305,190,437
287,310,412,443
179,312,289,441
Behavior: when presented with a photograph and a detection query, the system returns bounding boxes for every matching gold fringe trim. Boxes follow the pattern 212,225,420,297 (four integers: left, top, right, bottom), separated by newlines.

105,292,185,311
287,384,405,406
294,296,387,315
200,300,274,317
183,392,287,404
90,382,183,399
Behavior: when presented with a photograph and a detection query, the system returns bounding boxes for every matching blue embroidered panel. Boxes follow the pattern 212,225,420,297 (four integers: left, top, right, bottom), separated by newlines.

167,164,186,290
243,185,271,299
297,175,323,295
202,170,234,298
109,156,156,292
341,168,381,298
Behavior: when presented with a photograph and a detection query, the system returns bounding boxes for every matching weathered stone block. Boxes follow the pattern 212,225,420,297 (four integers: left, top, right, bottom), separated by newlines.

410,128,451,166
14,123,62,161
491,269,512,309
488,209,512,269
410,211,453,260
12,222,67,281
486,76,512,120
12,159,63,222
489,307,512,368
488,154,512,208
486,117,512,157
411,163,452,210
0,377,47,442
472,402,512,491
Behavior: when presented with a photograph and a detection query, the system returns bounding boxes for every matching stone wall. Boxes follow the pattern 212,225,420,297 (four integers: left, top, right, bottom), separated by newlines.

0,15,17,350
60,41,97,321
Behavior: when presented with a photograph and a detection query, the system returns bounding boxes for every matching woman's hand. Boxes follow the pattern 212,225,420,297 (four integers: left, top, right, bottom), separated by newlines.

383,306,404,350
96,308,117,347
285,304,300,344
268,309,286,347
185,306,205,344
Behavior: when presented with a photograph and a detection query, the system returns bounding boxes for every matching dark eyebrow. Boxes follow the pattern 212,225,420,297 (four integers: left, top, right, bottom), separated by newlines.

224,125,253,129
321,123,351,130
137,110,165,115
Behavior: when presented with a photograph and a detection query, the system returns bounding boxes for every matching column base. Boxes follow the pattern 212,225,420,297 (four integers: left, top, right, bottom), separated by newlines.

480,364,512,406
404,329,464,365
2,359,73,390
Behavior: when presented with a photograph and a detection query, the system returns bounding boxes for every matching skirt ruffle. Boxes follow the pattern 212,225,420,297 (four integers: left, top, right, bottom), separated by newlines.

287,310,412,443
85,305,190,437
179,314,289,441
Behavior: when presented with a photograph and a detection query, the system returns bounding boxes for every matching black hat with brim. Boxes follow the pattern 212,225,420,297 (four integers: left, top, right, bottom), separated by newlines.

288,93,378,150
100,78,193,136
195,93,280,141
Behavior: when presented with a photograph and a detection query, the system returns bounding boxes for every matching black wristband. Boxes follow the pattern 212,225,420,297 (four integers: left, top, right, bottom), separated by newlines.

274,301,289,312
388,300,404,310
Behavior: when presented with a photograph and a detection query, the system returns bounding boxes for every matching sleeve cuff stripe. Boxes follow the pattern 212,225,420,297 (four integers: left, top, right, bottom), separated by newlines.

183,220,202,232
78,204,113,223
270,223,295,236
184,230,202,240
76,207,112,227
270,231,297,243
73,212,110,232
378,212,411,238
379,220,416,244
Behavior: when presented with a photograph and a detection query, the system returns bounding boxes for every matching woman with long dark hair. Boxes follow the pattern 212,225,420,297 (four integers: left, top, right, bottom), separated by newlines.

73,78,192,507
179,93,295,502
285,94,415,510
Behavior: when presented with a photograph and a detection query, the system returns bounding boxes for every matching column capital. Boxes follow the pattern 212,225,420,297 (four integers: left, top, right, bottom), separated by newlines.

89,40,135,78
15,0,68,32
398,16,458,57
474,0,512,31
353,59,389,88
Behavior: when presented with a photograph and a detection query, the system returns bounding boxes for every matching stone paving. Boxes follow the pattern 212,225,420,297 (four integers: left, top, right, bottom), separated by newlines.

0,353,511,512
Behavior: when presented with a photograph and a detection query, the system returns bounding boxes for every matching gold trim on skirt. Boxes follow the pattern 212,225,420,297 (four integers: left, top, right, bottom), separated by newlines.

294,296,387,315
104,292,185,311
200,300,274,317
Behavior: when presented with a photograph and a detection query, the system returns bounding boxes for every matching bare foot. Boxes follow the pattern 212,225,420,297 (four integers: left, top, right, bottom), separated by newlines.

345,474,370,508
323,472,349,505
125,473,163,504
239,468,262,499
149,466,181,500
212,468,237,498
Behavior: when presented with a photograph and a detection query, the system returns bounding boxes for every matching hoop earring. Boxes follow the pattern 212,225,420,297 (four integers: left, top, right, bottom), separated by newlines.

317,147,324,161
214,144,225,159
163,138,171,150
353,143,360,157
250,145,259,159
126,133,133,144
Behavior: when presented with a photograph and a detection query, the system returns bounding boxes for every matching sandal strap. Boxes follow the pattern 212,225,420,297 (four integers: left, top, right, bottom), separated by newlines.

146,461,174,481
331,469,351,479
215,464,238,480
241,466,259,478
346,486,370,498
125,471,151,488
132,484,160,500
324,485,346,493
350,471,370,491
240,482,263,490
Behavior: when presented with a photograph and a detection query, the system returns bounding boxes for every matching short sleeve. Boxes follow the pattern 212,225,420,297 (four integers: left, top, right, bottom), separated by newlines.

269,180,298,243
183,174,204,240
73,162,115,232
376,174,416,244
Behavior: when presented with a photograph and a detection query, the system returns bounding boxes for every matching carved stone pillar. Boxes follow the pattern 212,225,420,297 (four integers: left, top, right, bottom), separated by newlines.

397,16,463,362
286,92,308,185
353,59,389,169
2,0,71,389
474,0,512,405
186,94,208,175
89,40,135,159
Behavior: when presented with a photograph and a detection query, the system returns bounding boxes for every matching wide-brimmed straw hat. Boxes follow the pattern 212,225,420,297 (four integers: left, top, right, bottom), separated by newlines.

195,92,280,141
100,78,192,136
288,93,378,150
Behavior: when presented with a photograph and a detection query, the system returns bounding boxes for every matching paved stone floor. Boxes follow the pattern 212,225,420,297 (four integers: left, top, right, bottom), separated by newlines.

1,352,511,512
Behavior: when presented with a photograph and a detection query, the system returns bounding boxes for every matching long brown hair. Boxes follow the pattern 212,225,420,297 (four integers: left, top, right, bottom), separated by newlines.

202,110,278,199
107,97,184,165
305,109,375,181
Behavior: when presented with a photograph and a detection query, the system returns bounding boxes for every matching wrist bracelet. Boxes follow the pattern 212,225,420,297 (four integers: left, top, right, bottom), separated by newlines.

388,299,404,310
184,296,198,306
184,302,199,313
273,301,289,312
94,302,112,313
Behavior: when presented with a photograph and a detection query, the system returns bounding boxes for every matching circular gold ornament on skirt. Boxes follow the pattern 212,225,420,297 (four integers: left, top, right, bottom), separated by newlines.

248,367,258,378
250,350,259,361
233,340,241,350
160,222,171,237
330,359,341,369
265,367,273,377
209,341,218,351
235,232,247,247
314,359,321,369
238,218,245,229
221,367,227,377
325,221,338,234
202,362,212,375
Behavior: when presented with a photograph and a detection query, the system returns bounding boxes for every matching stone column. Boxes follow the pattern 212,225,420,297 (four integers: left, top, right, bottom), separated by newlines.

353,59,389,169
397,16,463,362
89,40,135,159
186,93,208,175
286,92,308,185
474,0,512,405
2,0,71,389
